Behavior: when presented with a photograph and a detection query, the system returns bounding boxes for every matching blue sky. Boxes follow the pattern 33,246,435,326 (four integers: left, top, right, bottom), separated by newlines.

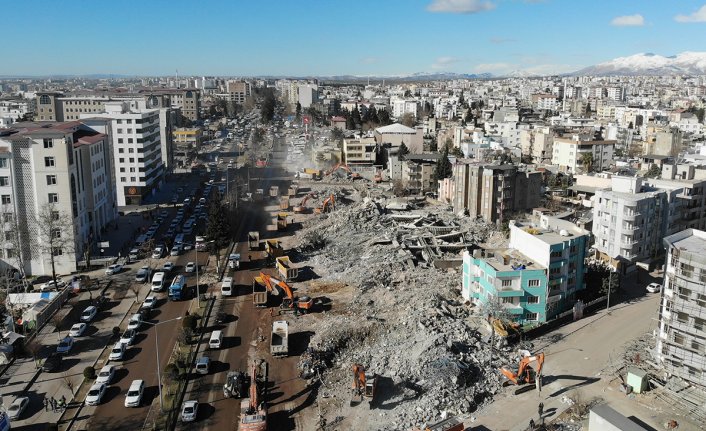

3,0,706,77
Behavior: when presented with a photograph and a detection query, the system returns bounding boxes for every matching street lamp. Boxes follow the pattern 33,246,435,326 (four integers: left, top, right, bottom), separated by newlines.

143,316,182,412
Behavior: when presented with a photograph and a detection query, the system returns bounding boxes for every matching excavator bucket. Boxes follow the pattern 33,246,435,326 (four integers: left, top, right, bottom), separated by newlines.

350,393,363,406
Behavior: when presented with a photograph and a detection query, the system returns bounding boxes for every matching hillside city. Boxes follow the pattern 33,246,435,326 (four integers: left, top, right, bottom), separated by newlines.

2,21,706,431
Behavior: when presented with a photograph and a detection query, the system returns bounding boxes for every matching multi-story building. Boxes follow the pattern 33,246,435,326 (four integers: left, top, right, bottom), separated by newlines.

390,97,419,119
0,120,117,276
173,127,203,147
401,154,440,194
297,84,318,108
84,102,164,206
141,89,200,122
552,134,616,173
343,137,376,165
374,123,423,153
519,126,554,163
462,215,589,323
451,162,543,225
222,80,252,104
656,229,706,388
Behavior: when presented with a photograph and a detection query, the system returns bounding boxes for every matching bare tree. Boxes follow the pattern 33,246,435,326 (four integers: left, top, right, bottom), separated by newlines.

1,204,29,292
51,311,65,340
26,340,42,368
34,204,75,287
62,371,75,394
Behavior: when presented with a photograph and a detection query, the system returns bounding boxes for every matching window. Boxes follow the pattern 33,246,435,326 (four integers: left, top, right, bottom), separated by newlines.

39,95,51,104
118,148,124,154
44,157,55,167
117,119,123,124
52,247,63,256
51,210,59,221
43,138,53,149
501,297,514,304
0,159,6,168
528,279,540,287
527,296,539,304
4,232,11,241
1,195,10,205
128,138,134,144
525,312,538,321
118,138,123,144
2,213,12,222
550,250,562,258
51,229,61,239
128,148,134,153
120,177,126,182
48,193,58,203
119,158,125,163
501,279,512,287
46,175,57,185
117,128,123,134
0,177,8,187
119,168,125,173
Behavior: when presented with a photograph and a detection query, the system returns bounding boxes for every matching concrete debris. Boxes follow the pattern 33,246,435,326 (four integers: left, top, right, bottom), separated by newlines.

289,187,515,430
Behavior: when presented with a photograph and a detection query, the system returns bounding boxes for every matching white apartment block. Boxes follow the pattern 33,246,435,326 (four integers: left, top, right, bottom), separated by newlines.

0,121,117,276
520,126,554,163
551,135,616,173
391,97,419,119
84,101,164,206
297,84,318,108
657,229,706,389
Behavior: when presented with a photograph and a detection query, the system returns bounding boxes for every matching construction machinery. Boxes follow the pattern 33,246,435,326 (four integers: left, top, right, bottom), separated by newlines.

293,192,316,213
239,365,267,431
350,363,378,406
223,370,247,398
287,185,298,197
275,256,298,281
500,351,545,393
252,275,269,307
259,273,313,313
269,186,279,198
279,196,290,210
265,239,284,258
270,320,289,357
276,213,288,231
314,194,335,214
325,163,362,179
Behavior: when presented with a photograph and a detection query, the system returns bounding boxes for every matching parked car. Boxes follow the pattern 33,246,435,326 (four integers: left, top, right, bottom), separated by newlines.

96,364,116,384
185,262,196,273
85,382,107,406
127,313,143,331
135,266,151,282
39,279,66,292
170,245,183,256
142,296,158,310
125,380,145,407
646,282,661,293
7,396,29,420
120,329,137,346
56,336,74,354
163,262,175,272
80,306,98,322
105,264,123,275
69,323,87,337
42,353,61,372
195,356,211,375
152,247,164,259
181,400,199,422
109,342,126,361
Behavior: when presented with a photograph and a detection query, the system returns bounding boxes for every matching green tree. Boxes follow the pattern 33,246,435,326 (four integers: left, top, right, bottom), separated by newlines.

259,88,277,123
398,142,409,159
400,113,416,128
580,152,594,173
450,146,464,158
205,194,231,251
351,104,362,126
345,115,355,130
377,109,392,125
295,102,302,120
458,92,465,107
433,146,453,182
428,136,438,152
330,127,344,144
464,108,473,124
645,164,661,178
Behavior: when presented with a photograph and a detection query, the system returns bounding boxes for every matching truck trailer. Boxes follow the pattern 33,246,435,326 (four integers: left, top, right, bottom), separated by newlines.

271,320,289,357
275,256,298,282
248,232,260,250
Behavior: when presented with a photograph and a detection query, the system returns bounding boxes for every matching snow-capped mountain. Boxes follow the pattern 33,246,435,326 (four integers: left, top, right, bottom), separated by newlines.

573,52,706,76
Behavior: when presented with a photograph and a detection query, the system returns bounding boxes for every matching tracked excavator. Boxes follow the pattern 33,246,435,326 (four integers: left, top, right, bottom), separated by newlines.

500,351,545,394
259,273,314,313
314,194,335,214
239,364,267,431
293,192,317,213
325,163,362,179
350,363,378,406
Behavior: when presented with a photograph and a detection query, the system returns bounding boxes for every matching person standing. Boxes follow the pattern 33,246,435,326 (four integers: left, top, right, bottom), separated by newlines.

43,398,48,412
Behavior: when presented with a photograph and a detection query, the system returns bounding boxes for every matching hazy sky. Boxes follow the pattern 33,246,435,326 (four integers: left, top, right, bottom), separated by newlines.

3,0,706,77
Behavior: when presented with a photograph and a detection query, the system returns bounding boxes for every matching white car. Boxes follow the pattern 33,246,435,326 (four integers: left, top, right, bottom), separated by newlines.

135,266,151,282
39,279,66,292
80,305,98,322
7,396,29,420
142,296,158,310
96,364,116,384
163,262,175,272
647,282,662,293
109,342,126,361
170,245,183,256
127,313,143,331
56,336,74,354
125,379,144,407
152,247,164,259
185,262,196,273
181,400,198,422
105,264,123,275
85,382,107,406
120,329,137,346
69,323,87,337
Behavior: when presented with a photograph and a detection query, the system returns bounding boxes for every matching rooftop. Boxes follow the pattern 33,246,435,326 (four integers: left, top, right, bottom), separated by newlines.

375,123,416,134
476,248,545,272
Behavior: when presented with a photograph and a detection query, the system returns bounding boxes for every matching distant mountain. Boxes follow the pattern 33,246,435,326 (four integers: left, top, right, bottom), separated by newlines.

316,71,493,82
573,52,706,76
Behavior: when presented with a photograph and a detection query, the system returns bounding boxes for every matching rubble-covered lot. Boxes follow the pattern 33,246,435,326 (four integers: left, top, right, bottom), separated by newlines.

281,185,516,430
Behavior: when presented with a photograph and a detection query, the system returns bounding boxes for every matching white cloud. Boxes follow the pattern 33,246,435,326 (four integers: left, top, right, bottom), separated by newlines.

427,0,495,14
675,4,706,23
471,62,577,76
432,56,460,69
472,63,512,73
610,14,645,27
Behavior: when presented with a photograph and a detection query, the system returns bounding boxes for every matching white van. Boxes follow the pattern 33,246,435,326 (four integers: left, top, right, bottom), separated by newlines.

220,277,233,297
124,380,144,408
151,272,166,292
209,330,223,349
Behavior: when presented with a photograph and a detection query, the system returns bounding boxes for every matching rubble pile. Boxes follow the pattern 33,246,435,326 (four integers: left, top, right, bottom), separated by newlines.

292,191,513,429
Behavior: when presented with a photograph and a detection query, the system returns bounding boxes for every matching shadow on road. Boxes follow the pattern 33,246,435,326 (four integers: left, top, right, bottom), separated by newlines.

547,375,601,397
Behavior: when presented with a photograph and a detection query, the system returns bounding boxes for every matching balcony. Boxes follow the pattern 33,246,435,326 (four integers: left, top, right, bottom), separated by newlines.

623,212,641,220
622,224,640,232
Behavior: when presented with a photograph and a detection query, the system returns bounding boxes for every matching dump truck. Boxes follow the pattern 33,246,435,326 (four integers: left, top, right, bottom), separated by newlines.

271,320,289,357
303,168,322,180
287,185,298,197
279,196,290,210
276,256,298,282
269,186,279,198
223,370,247,398
253,189,264,202
253,276,269,307
248,232,260,250
265,239,284,258
276,213,288,231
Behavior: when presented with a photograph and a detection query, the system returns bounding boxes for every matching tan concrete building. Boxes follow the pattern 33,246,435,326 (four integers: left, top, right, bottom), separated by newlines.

343,137,376,165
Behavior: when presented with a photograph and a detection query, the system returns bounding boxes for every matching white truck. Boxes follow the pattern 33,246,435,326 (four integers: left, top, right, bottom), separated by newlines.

270,320,289,357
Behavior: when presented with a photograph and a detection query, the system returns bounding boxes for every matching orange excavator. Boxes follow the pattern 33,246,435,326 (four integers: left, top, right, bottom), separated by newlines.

326,163,362,179
239,365,267,431
350,363,378,406
259,273,314,313
293,192,316,213
314,194,335,214
500,351,545,393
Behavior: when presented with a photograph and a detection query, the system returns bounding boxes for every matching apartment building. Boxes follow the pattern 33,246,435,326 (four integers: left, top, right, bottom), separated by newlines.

85,102,164,206
390,97,419,119
297,84,318,108
451,162,543,225
0,121,117,276
462,215,589,323
552,134,616,173
173,127,203,147
343,137,376,165
141,89,200,122
401,154,440,195
374,123,423,153
656,229,706,388
224,80,252,104
519,126,554,163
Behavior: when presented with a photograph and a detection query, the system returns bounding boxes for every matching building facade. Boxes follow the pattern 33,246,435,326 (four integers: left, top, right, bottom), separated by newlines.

552,135,616,173
656,229,706,388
